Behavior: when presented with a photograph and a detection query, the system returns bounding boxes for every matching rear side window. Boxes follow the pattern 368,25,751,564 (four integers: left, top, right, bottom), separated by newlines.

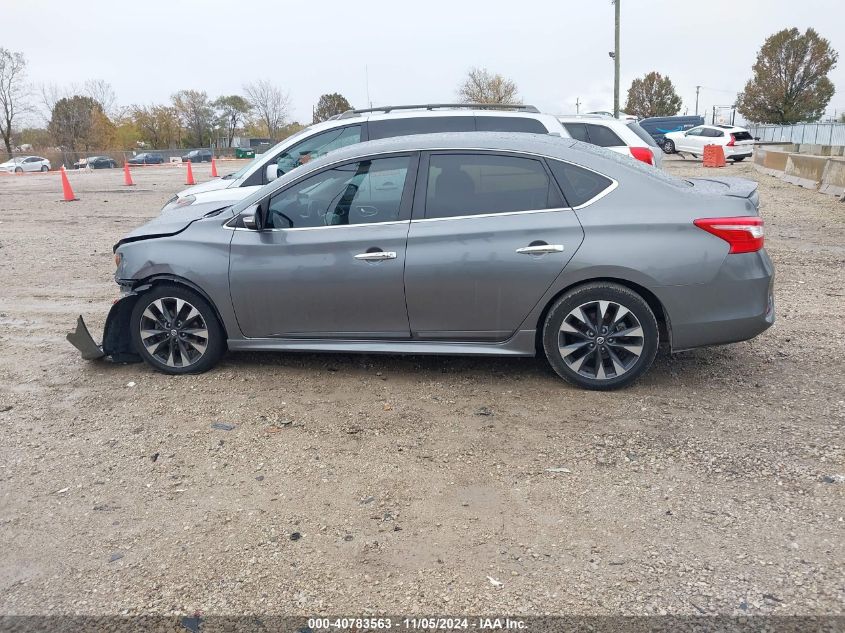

548,159,613,208
425,153,555,219
585,124,624,147
702,128,723,137
627,121,659,147
476,116,548,133
563,123,589,143
368,116,474,140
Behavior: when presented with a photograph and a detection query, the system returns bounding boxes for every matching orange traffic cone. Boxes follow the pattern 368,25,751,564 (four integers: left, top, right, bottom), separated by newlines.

123,161,135,186
210,157,218,178
60,166,78,201
185,159,195,185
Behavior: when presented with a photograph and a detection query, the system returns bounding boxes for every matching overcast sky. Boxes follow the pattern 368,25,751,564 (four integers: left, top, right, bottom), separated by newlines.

5,0,845,125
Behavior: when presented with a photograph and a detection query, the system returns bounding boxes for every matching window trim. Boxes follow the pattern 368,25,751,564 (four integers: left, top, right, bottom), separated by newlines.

413,150,565,221
237,151,419,232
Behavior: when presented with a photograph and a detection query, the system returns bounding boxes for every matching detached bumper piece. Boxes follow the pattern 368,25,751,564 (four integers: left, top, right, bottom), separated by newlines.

66,296,142,364
67,316,106,360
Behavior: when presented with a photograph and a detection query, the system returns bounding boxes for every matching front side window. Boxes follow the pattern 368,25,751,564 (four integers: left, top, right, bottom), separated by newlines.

425,153,554,219
266,156,410,229
686,127,704,136
273,125,362,178
548,159,613,208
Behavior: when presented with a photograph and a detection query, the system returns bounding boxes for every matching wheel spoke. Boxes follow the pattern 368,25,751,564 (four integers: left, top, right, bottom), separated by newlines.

559,340,590,356
612,325,643,339
606,346,628,376
594,348,605,379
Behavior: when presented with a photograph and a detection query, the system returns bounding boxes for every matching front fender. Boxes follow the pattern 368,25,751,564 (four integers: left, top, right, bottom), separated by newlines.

66,294,142,363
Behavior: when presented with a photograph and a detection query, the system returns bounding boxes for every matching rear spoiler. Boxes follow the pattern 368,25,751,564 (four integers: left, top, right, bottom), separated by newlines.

687,176,758,199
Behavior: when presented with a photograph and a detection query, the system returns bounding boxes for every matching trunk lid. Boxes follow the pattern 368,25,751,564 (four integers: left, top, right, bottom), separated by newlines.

687,176,759,211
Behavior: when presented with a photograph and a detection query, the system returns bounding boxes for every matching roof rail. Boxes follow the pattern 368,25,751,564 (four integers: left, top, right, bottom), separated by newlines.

336,103,540,119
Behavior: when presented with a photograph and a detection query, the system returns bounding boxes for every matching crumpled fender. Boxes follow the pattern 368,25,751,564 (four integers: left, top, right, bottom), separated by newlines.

66,294,142,363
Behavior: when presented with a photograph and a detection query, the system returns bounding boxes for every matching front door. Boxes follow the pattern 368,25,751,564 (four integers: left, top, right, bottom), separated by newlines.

404,151,585,341
229,154,417,339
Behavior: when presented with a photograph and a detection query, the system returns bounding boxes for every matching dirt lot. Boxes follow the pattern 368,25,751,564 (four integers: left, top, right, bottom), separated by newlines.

0,157,843,617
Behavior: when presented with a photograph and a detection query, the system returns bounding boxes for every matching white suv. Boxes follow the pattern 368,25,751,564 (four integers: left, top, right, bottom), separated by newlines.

662,124,755,162
557,115,663,168
163,104,569,211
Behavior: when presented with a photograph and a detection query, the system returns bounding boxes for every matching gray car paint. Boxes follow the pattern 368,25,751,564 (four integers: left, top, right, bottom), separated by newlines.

113,132,773,358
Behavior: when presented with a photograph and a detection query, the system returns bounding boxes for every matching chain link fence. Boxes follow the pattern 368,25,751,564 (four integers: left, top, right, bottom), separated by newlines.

747,123,845,146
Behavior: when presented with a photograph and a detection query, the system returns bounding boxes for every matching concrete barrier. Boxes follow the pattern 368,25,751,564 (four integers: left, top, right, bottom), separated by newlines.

819,158,845,198
754,149,845,200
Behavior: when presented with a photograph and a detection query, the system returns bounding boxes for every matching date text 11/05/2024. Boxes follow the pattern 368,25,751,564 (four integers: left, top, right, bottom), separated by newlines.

307,617,526,630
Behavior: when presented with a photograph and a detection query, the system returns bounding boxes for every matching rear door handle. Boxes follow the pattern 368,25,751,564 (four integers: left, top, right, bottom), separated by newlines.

354,251,397,261
516,244,564,255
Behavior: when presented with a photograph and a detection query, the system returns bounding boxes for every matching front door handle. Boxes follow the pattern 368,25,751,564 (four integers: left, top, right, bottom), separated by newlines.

354,251,397,261
516,244,564,255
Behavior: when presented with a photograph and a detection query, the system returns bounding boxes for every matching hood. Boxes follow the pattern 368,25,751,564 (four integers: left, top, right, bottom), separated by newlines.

116,200,234,249
178,177,234,196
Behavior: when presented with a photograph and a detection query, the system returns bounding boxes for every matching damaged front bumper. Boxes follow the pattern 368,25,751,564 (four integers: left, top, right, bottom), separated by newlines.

66,294,142,363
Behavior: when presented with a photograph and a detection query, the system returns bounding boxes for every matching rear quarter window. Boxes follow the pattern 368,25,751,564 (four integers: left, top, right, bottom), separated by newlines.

547,159,613,208
733,131,753,141
627,122,659,147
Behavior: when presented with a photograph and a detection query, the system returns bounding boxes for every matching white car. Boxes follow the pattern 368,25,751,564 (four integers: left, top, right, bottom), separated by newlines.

557,115,663,168
662,124,755,162
0,156,51,173
162,104,570,211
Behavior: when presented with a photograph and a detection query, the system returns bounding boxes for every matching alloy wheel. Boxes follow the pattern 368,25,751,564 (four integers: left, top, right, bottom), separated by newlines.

139,297,209,368
558,300,644,380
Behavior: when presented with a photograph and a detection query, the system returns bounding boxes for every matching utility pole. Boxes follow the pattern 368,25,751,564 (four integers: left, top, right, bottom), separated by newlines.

695,85,701,116
575,97,581,114
613,0,620,118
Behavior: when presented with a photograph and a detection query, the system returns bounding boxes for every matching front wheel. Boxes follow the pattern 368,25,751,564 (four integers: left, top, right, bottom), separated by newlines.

662,139,675,154
14,167,22,173
130,285,226,374
542,282,659,390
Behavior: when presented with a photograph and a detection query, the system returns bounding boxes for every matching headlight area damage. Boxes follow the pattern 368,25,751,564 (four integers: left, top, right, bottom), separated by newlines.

67,293,142,363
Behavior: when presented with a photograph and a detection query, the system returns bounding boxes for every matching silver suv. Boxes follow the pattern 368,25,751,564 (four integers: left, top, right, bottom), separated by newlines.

163,104,569,210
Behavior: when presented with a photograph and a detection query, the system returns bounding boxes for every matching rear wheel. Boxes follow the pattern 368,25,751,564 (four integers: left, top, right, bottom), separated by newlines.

662,139,675,154
542,282,659,390
733,156,746,162
40,165,48,172
130,285,225,375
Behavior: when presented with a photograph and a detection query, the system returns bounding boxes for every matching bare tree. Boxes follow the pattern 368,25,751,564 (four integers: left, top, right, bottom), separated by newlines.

243,79,290,139
0,48,31,156
84,79,117,118
171,89,214,147
457,67,521,105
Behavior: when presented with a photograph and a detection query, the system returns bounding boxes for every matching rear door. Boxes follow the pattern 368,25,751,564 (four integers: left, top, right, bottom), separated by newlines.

404,151,584,341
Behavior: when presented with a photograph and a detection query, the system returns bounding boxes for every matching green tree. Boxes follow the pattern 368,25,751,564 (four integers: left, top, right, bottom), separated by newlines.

48,95,101,151
737,28,838,124
172,89,213,147
457,67,520,104
624,72,682,118
0,48,30,157
214,95,251,147
131,105,181,148
313,93,353,123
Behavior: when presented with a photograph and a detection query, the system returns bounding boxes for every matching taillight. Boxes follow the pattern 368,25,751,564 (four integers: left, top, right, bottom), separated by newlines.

727,133,736,147
629,146,654,165
694,216,764,254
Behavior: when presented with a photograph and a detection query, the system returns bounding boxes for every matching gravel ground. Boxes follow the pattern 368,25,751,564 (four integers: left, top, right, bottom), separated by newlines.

0,157,843,617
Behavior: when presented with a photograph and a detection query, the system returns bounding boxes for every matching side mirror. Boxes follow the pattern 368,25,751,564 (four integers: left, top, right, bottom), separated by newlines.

265,163,279,183
241,202,266,230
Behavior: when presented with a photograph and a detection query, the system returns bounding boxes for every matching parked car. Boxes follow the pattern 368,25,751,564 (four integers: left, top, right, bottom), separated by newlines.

68,132,774,390
638,115,705,146
74,156,118,169
0,156,50,173
181,149,212,163
662,124,755,161
160,103,571,211
128,152,165,165
557,115,663,167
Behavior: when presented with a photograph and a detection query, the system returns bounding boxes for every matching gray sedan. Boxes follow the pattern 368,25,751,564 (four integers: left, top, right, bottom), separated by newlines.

68,132,774,389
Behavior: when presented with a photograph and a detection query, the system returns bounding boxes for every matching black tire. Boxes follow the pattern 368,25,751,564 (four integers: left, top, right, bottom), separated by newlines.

542,282,659,390
733,156,746,162
14,167,22,173
130,284,226,375
662,139,675,154
40,165,48,172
